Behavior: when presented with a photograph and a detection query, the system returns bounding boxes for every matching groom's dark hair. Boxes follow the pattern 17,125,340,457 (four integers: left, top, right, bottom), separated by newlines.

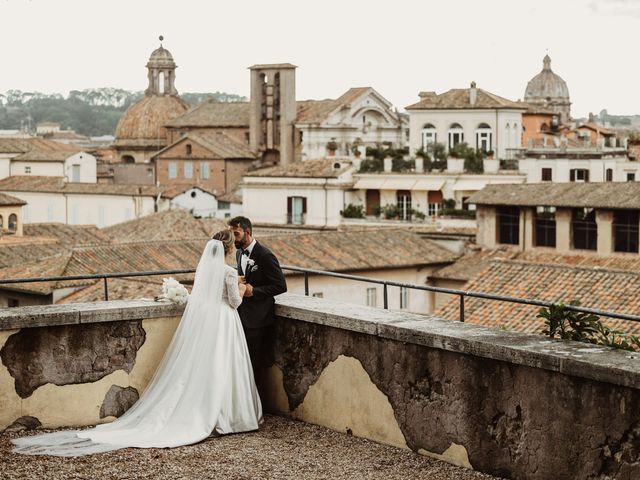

228,216,252,234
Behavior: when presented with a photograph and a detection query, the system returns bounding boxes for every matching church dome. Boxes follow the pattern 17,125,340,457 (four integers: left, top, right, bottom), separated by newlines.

114,95,188,145
524,55,570,101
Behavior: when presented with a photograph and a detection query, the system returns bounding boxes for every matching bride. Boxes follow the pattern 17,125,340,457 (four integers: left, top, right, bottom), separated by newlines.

12,230,262,456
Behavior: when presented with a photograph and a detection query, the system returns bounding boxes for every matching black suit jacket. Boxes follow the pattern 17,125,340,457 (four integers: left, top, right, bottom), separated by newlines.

236,241,287,329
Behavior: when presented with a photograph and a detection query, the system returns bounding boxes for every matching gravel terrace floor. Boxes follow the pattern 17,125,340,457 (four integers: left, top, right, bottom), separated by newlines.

0,415,502,480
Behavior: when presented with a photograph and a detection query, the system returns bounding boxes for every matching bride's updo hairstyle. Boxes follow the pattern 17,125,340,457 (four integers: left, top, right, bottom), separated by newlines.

212,229,235,256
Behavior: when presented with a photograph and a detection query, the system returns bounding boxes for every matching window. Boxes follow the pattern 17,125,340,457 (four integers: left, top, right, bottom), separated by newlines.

218,201,230,210
400,287,409,310
572,208,597,250
606,168,613,182
366,288,377,307
534,206,556,247
613,210,639,253
184,162,193,179
168,162,177,179
186,144,192,155
541,168,552,182
312,292,324,298
497,206,520,245
475,123,492,152
71,164,81,182
421,124,437,149
8,214,17,232
287,196,306,224
447,123,464,149
396,190,412,221
570,169,589,182
0,215,3,230
24,166,31,174
201,162,210,180
627,172,636,182
8,299,19,308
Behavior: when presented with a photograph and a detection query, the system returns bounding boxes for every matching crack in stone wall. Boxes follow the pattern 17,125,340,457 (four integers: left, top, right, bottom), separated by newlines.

0,321,145,398
273,316,640,480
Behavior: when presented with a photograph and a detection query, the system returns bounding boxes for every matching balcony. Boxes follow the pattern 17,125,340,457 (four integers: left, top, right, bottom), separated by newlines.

1,295,639,479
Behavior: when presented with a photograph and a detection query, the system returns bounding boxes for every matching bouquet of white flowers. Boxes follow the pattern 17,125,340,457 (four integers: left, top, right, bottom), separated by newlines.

159,277,190,305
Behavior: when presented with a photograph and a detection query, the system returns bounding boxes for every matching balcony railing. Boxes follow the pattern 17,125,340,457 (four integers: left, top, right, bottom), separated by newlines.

0,266,638,327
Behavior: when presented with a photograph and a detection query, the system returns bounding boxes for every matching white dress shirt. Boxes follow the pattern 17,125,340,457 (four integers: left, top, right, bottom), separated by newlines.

241,239,256,275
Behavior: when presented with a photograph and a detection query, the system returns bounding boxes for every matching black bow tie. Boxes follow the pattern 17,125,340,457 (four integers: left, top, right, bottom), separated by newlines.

242,249,250,257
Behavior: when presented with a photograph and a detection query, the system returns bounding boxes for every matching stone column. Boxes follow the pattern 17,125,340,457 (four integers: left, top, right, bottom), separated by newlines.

555,208,571,253
523,208,534,251
596,209,613,256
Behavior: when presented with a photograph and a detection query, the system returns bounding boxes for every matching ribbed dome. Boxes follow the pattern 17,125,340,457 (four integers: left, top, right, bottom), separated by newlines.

147,46,176,69
114,95,188,143
524,55,570,100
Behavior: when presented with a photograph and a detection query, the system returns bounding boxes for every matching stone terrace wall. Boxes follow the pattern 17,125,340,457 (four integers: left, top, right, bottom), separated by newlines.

1,296,640,479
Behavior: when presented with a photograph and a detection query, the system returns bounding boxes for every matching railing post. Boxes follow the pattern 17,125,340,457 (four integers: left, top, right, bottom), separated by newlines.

383,283,388,309
304,272,309,296
103,277,109,301
459,294,465,322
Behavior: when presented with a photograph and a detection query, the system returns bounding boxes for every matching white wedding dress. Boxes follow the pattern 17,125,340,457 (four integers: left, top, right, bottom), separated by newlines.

12,240,262,456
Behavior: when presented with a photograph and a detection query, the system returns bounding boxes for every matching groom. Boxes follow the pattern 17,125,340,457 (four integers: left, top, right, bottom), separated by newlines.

228,216,287,394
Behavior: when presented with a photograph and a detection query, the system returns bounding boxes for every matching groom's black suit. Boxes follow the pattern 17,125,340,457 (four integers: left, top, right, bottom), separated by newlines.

236,241,286,388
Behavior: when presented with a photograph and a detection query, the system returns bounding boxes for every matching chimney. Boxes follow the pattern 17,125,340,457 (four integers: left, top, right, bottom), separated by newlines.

469,81,477,106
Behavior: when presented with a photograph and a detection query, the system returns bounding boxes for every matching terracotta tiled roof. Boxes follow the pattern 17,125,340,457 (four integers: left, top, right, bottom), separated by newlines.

216,190,242,204
576,122,616,136
260,229,458,272
430,247,519,281
23,223,112,246
0,176,159,197
468,183,640,209
0,241,68,268
295,88,374,125
12,150,80,162
245,159,353,178
436,259,640,335
159,185,217,200
102,209,227,243
58,277,165,304
0,137,79,155
166,100,250,128
155,131,256,160
0,193,26,206
0,253,73,295
406,87,524,110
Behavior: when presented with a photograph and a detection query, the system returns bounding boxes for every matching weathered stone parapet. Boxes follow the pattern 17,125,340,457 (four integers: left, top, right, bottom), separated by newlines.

275,294,640,390
0,299,184,330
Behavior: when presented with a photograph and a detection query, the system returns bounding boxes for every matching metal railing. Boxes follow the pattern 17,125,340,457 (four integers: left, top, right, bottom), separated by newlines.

0,266,639,325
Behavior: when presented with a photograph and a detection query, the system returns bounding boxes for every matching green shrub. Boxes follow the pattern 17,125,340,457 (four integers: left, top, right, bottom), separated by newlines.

340,204,365,219
538,300,640,351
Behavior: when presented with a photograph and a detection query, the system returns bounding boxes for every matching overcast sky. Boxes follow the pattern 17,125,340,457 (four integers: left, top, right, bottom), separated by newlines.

1,0,638,117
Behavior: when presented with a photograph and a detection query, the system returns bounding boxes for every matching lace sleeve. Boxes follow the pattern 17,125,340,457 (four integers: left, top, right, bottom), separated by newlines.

225,269,243,309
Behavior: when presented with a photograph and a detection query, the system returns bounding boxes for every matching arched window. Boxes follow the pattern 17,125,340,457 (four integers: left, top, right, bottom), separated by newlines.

504,123,511,148
8,214,17,232
0,215,4,230
540,123,549,132
421,123,437,150
475,123,493,152
447,123,464,149
122,155,135,164
606,168,613,182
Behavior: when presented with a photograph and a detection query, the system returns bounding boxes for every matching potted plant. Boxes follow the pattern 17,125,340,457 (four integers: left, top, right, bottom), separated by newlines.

326,139,338,156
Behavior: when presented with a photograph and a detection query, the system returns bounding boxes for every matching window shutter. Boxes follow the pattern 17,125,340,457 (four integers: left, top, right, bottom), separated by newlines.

287,197,292,216
302,197,307,214
570,169,575,182
585,170,590,182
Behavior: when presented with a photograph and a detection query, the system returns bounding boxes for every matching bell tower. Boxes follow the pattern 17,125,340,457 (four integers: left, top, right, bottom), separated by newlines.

249,63,297,165
145,36,178,96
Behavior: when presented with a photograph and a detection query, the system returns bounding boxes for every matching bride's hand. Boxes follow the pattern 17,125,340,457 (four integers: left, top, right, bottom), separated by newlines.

238,283,247,297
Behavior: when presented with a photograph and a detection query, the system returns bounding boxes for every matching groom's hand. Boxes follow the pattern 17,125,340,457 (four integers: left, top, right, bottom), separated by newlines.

238,276,247,284
244,283,254,297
